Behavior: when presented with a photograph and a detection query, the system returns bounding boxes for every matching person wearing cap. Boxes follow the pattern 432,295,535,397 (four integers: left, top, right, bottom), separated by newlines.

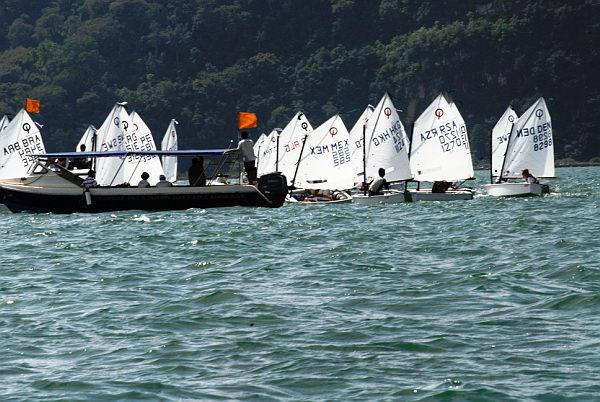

156,174,173,187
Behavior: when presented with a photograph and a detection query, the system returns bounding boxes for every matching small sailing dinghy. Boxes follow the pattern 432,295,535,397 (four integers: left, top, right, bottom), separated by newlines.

0,150,288,213
76,125,96,151
483,97,554,197
406,94,474,201
352,93,413,205
0,109,46,180
288,114,354,204
161,119,178,182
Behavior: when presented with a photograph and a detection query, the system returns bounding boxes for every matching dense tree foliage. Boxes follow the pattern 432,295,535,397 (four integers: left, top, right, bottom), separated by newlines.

0,0,598,161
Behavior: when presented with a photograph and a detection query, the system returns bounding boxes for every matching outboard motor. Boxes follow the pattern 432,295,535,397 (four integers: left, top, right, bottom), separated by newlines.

258,173,288,207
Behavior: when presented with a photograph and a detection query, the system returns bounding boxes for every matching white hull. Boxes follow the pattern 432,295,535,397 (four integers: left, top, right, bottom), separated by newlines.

483,183,544,197
406,189,474,201
353,190,408,204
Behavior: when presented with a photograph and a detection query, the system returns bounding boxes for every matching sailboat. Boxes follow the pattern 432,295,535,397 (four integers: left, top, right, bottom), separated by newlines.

489,106,518,181
256,129,280,178
161,119,178,182
0,109,46,180
353,93,413,204
276,112,313,186
349,105,375,185
94,102,132,186
406,94,474,201
290,114,353,203
0,115,10,133
76,125,96,151
483,97,554,197
124,111,165,185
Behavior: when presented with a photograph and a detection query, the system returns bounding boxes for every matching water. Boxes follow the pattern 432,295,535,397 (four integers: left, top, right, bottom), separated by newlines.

1,166,599,401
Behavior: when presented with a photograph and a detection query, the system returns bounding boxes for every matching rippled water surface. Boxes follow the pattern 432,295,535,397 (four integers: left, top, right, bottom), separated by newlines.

1,167,599,401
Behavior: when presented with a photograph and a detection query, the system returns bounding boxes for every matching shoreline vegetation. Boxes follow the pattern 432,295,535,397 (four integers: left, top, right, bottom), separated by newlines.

0,1,598,162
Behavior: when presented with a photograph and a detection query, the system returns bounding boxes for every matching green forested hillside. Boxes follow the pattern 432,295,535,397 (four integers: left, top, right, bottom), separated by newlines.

0,0,598,161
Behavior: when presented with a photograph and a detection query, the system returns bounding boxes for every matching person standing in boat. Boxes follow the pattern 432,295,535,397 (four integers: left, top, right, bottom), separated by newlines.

138,172,151,188
81,170,98,188
237,131,257,185
368,168,390,196
188,156,206,186
521,169,539,184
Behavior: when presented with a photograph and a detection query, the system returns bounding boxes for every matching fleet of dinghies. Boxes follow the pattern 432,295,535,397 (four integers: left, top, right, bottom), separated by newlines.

0,94,556,213
252,93,555,204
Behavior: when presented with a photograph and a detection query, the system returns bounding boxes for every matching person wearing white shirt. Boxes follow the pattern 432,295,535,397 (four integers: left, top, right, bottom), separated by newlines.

238,131,257,185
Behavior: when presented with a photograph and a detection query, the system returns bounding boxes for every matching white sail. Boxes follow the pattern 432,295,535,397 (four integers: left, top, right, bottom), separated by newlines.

0,115,10,133
125,111,164,185
75,125,96,151
349,105,375,184
294,114,353,190
161,119,178,182
410,94,474,182
361,93,411,182
276,112,313,185
491,106,518,177
0,109,46,179
95,103,131,186
253,133,267,157
256,130,279,177
502,97,554,178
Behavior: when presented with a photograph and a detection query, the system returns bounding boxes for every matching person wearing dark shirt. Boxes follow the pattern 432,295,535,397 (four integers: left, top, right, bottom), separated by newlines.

188,156,206,186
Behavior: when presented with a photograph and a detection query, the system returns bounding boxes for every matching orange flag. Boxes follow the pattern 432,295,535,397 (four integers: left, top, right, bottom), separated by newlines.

26,98,41,114
237,112,258,129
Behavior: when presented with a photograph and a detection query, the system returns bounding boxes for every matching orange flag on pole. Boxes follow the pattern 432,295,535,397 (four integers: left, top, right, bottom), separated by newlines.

26,98,41,114
237,112,258,129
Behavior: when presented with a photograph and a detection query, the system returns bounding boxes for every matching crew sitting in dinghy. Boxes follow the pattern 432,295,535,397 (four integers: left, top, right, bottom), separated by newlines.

368,168,390,196
521,169,539,184
432,181,457,193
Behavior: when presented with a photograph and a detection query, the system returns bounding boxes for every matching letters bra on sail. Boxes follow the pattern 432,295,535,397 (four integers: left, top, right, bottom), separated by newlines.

349,105,375,184
0,109,46,180
276,112,313,185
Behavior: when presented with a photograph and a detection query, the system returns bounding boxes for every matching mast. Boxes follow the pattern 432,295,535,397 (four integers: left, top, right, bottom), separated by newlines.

489,127,493,184
406,121,415,191
362,123,367,195
275,131,280,172
290,132,308,190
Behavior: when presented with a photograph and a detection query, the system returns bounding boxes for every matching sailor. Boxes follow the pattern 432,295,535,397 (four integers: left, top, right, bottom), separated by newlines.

368,168,390,196
432,181,452,193
81,170,98,188
521,169,539,184
138,172,151,188
156,174,173,188
188,156,206,186
70,144,92,169
238,131,257,185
